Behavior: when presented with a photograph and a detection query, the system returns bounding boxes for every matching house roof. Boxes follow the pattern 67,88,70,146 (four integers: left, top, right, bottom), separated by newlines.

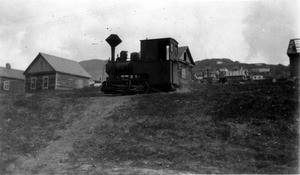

177,46,195,65
0,66,25,80
25,52,91,78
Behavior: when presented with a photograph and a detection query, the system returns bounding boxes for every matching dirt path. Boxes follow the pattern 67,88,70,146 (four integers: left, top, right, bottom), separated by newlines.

8,96,130,174
7,95,195,174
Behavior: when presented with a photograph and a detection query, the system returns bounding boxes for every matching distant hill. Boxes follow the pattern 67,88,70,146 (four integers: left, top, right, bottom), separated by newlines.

79,59,107,82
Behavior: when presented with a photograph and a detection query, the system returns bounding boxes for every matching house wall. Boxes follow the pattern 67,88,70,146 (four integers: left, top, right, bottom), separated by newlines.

26,55,54,74
25,73,56,92
56,73,89,90
226,69,247,76
289,54,300,77
249,68,270,75
177,62,193,87
25,73,90,92
0,77,25,93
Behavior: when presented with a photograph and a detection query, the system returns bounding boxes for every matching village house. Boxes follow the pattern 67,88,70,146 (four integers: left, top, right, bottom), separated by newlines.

249,67,271,80
199,68,218,83
177,46,195,85
0,63,25,93
225,67,248,83
24,52,91,92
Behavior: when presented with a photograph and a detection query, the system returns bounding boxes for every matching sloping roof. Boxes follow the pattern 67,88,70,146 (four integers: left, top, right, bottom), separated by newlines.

0,67,25,80
177,46,195,65
178,46,188,59
25,52,91,78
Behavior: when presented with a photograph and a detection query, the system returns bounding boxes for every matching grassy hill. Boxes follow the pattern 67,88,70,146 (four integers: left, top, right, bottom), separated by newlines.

71,82,298,173
0,82,298,174
79,59,108,82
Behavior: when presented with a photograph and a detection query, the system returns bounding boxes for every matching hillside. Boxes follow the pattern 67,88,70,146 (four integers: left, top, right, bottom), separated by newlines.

79,59,108,82
0,82,299,174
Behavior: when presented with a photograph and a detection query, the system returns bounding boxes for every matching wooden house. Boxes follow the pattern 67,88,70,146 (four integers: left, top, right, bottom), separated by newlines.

225,67,248,83
24,53,91,92
0,63,25,93
176,46,195,85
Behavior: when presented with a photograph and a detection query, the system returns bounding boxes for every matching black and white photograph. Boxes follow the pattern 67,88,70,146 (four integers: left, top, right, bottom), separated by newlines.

0,0,299,174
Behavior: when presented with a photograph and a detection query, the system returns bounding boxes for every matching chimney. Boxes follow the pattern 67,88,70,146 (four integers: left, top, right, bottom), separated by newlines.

6,63,11,69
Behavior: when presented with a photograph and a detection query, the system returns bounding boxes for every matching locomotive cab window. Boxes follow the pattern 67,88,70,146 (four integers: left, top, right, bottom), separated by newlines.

166,45,170,60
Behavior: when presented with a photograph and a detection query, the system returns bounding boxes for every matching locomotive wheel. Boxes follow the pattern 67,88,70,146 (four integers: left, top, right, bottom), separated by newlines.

140,82,150,94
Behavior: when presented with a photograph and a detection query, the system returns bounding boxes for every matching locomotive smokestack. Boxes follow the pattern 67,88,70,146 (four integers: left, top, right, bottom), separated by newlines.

106,34,122,63
106,34,122,80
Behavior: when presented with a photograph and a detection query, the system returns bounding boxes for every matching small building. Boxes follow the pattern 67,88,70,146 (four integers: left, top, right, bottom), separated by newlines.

24,52,91,92
226,67,248,77
252,75,264,80
249,67,271,75
177,46,195,85
225,67,248,83
287,38,300,78
0,63,25,93
249,67,271,80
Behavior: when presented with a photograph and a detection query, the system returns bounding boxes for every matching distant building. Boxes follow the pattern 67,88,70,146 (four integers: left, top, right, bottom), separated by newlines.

224,67,248,83
287,38,300,78
0,63,25,93
249,67,270,75
24,53,91,92
225,67,248,77
249,67,271,80
252,75,264,81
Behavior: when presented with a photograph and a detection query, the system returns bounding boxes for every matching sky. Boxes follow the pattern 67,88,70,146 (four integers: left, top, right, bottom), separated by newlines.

0,0,299,70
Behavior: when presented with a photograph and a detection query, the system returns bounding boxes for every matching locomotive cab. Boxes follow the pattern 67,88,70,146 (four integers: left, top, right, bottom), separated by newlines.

140,38,179,61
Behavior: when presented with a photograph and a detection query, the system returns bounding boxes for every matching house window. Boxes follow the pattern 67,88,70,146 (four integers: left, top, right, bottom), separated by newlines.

43,76,49,89
77,79,83,89
181,68,187,79
3,81,9,90
31,77,37,90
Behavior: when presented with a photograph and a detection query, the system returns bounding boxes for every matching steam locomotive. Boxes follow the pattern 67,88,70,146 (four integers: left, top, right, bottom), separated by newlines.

101,34,194,94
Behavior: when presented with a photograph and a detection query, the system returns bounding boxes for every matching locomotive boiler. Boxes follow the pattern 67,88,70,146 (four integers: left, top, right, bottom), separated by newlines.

101,34,193,94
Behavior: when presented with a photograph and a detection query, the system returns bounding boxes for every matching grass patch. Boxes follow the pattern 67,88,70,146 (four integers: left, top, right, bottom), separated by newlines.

71,82,299,174
0,91,90,173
